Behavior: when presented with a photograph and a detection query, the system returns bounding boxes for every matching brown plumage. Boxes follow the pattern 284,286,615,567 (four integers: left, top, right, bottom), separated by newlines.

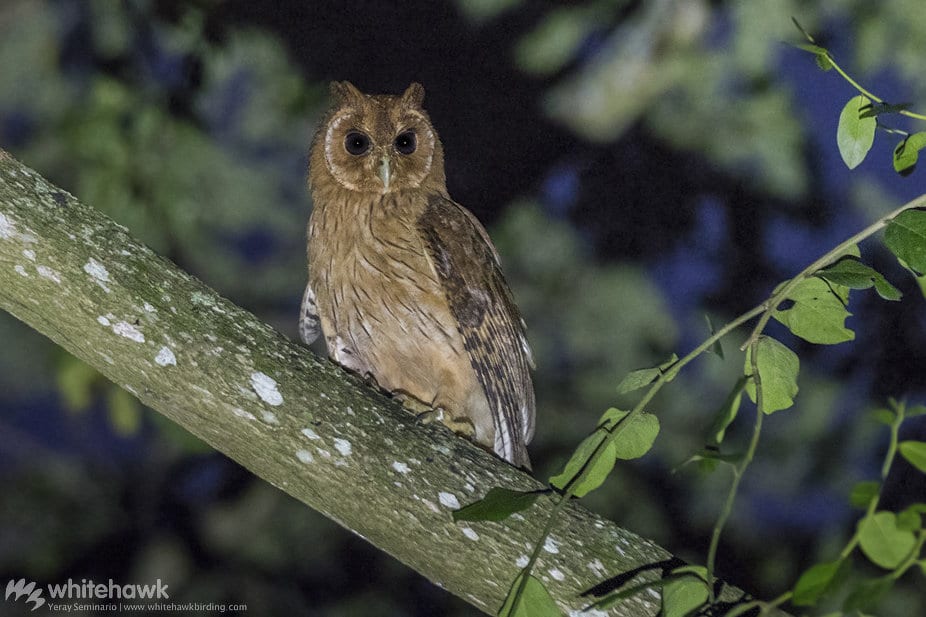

301,81,535,468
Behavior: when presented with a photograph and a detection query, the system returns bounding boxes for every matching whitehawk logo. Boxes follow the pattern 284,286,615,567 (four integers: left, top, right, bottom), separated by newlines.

5,578,46,611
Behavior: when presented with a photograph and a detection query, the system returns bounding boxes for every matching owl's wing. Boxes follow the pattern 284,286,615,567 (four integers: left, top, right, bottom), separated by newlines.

418,195,535,468
299,282,321,345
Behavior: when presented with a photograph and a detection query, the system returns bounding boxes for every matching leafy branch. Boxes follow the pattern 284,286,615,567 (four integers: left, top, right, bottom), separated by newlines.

456,189,926,616
450,20,926,617
792,18,926,175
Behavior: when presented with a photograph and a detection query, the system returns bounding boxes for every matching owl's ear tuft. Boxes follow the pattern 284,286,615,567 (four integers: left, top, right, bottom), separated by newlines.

401,83,425,108
330,81,365,105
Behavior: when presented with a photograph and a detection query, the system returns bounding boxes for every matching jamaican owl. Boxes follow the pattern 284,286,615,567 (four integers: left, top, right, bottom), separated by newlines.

300,81,535,469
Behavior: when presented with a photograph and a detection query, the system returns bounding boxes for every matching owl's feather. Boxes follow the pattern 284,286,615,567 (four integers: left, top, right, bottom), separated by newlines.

418,195,535,468
299,283,320,345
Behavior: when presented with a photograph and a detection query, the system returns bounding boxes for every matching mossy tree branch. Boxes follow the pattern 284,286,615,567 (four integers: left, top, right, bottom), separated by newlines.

0,150,789,617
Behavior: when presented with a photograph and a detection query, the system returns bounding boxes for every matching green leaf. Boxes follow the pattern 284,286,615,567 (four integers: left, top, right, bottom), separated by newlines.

892,131,926,176
744,336,799,414
792,560,843,606
498,573,562,617
837,95,876,169
676,447,745,474
604,409,660,460
842,576,893,612
773,277,855,344
884,209,926,275
814,53,834,71
858,511,918,569
908,404,926,417
549,430,613,498
896,506,922,532
453,488,544,522
870,407,896,425
849,481,880,509
106,386,141,435
549,409,659,497
662,569,709,617
56,357,99,412
617,354,679,393
709,376,748,444
816,258,902,301
793,42,827,55
899,440,926,473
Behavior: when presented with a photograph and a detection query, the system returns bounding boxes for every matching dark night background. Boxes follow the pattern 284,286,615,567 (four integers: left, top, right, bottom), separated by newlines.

1,0,924,615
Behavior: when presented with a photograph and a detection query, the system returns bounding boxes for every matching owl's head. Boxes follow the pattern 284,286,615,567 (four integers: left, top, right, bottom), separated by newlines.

310,81,446,195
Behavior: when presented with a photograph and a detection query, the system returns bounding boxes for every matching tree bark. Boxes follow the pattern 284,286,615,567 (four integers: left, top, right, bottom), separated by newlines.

0,149,788,616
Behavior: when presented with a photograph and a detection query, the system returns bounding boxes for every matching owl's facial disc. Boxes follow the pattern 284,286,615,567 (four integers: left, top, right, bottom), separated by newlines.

321,101,438,194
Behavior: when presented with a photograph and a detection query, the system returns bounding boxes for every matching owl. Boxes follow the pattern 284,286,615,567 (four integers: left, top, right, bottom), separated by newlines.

300,81,535,469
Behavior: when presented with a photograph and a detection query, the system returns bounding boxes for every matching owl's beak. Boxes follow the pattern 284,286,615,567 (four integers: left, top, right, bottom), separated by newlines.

377,155,392,190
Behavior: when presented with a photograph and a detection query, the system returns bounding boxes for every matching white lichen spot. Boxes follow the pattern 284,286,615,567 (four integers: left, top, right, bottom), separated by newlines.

548,568,565,582
22,249,35,261
646,588,661,600
112,321,145,343
232,407,257,421
250,371,283,406
261,411,279,425
301,427,320,440
391,461,410,474
36,265,61,284
143,302,156,313
544,537,560,554
345,405,355,416
190,290,213,306
295,449,314,464
333,438,352,456
14,264,28,277
515,555,530,568
0,212,15,239
83,257,111,292
155,346,176,367
460,526,479,541
438,492,460,509
587,559,606,576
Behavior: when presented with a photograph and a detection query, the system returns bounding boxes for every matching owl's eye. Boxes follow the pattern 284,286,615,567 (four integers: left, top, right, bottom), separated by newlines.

344,132,371,156
394,131,417,155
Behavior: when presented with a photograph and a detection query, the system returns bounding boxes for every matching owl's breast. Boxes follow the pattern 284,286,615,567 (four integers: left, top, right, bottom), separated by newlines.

307,190,476,407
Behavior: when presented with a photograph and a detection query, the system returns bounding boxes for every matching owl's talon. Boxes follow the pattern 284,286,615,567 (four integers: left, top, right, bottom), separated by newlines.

416,407,444,425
